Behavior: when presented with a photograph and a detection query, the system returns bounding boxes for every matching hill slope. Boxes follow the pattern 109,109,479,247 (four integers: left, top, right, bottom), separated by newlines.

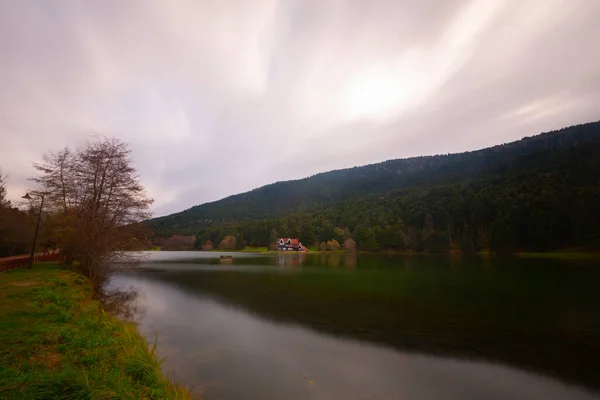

149,121,600,244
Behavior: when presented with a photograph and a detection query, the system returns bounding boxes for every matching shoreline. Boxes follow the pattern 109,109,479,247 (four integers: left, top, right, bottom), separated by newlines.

145,247,600,260
0,263,192,399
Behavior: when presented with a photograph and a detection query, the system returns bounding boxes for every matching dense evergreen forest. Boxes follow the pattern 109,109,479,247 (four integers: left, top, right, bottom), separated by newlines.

147,121,600,253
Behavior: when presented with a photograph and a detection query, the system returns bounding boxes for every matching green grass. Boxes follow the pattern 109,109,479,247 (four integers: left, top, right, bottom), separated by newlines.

0,263,192,399
241,246,269,253
516,251,600,260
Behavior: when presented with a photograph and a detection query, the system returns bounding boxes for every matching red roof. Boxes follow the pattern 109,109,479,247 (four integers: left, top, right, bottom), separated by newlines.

299,243,309,252
277,238,301,246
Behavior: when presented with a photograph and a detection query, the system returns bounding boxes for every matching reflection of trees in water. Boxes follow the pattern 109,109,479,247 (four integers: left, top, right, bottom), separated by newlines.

269,254,366,268
131,256,600,391
345,254,357,268
100,283,142,321
276,253,307,266
317,253,357,268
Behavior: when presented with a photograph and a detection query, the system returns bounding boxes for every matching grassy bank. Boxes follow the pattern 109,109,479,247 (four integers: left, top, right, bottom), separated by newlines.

0,263,191,399
516,251,600,260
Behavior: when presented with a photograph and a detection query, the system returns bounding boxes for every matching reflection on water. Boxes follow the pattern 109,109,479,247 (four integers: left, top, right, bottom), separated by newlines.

276,253,307,266
110,252,600,400
275,252,358,268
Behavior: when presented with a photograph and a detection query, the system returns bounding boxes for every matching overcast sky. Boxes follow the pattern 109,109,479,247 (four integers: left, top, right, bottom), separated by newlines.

1,1,599,216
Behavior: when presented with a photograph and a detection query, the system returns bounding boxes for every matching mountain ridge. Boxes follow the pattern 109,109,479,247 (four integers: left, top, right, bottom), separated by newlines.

149,120,600,235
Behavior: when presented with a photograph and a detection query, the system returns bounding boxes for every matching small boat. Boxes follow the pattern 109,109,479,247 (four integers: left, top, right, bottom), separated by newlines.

220,255,233,263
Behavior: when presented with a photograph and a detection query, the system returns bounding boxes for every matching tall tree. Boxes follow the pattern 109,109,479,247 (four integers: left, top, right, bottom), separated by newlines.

31,138,153,290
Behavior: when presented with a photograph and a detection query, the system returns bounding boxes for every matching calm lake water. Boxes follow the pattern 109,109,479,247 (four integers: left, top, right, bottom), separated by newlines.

110,251,600,399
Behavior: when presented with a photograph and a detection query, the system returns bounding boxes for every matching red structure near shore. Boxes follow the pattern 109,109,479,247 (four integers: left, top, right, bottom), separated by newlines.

276,238,308,252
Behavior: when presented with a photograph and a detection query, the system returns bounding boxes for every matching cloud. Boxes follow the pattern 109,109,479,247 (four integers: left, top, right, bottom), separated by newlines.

1,0,599,216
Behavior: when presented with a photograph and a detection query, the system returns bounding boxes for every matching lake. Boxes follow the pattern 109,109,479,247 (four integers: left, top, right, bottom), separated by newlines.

110,251,600,399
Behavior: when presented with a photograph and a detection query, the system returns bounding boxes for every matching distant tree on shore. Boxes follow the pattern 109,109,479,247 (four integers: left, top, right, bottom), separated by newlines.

218,236,237,250
326,239,341,251
200,240,214,251
343,238,357,252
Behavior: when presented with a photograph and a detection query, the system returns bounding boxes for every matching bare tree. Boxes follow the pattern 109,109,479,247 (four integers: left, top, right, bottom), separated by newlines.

31,138,153,290
32,148,75,214
0,168,9,208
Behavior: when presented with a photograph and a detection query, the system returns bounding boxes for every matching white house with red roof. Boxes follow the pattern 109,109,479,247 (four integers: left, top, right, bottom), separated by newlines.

276,238,308,252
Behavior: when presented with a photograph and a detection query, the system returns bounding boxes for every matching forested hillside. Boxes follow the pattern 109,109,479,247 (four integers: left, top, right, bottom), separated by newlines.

148,121,600,253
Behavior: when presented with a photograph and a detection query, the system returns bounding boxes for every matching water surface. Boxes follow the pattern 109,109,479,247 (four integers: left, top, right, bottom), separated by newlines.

111,252,600,399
